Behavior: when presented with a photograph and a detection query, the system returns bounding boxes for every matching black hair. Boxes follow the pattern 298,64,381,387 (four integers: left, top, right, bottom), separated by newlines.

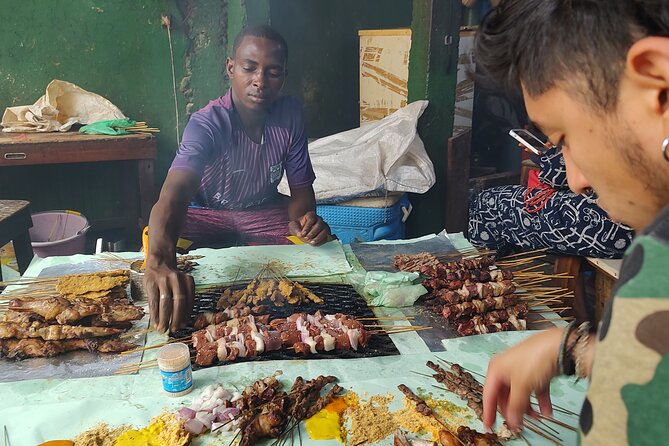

232,24,288,64
475,0,669,111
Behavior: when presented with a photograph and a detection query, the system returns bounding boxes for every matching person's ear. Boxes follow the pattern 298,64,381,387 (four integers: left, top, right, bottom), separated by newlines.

226,57,234,79
626,37,669,120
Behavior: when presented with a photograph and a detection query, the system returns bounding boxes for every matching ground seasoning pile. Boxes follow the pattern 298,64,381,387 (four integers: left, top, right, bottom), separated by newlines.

73,423,130,446
343,392,396,446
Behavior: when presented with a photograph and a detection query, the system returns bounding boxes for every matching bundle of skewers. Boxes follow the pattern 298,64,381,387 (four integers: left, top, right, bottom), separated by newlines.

414,358,579,446
116,307,429,373
395,381,504,446
0,270,144,359
394,250,574,336
116,121,160,134
216,264,324,308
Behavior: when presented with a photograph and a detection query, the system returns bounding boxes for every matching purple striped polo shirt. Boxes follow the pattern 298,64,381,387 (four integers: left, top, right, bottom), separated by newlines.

169,89,315,210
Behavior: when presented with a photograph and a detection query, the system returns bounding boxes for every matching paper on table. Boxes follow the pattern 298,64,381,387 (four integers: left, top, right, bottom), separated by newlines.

0,256,148,383
187,240,352,286
0,332,586,445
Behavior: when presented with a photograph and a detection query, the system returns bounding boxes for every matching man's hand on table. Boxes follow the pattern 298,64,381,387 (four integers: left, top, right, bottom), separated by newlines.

289,211,331,246
143,260,195,333
482,327,563,431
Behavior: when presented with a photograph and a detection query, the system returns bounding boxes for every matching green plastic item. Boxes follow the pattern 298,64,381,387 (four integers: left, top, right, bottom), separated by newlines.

364,271,427,307
79,118,137,135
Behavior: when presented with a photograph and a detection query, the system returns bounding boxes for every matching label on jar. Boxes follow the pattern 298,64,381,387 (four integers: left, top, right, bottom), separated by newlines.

160,365,193,394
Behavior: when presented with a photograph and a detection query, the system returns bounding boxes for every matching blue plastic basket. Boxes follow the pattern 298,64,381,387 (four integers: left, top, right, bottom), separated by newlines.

317,194,411,243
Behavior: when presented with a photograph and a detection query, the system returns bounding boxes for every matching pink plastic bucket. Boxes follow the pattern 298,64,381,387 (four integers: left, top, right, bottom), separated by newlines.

29,211,90,258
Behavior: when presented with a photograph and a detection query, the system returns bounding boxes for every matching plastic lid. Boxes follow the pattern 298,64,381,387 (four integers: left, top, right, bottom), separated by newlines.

157,342,191,372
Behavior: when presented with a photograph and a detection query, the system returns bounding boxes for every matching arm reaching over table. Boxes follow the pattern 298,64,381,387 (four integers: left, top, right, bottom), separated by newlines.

144,169,199,333
483,325,596,431
287,186,331,246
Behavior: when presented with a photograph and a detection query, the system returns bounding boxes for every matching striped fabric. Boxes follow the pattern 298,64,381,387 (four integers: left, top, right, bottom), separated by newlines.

170,89,315,210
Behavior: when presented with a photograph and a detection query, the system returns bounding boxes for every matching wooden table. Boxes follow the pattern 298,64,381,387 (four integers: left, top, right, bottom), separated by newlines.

587,257,622,323
0,200,33,280
0,132,156,239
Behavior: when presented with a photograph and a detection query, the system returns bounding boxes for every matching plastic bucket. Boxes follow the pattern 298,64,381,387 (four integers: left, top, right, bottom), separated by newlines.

29,211,90,258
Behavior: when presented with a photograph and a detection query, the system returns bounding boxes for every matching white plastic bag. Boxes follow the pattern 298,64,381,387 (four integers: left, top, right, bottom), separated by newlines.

1,79,126,132
279,100,435,203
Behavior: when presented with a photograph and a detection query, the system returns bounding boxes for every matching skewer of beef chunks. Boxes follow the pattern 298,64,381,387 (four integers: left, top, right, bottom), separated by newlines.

397,384,471,446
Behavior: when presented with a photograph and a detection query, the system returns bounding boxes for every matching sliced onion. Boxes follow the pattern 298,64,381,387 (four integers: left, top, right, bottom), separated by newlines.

295,316,305,331
347,329,360,351
195,411,214,430
304,337,317,354
230,392,242,402
177,407,196,420
184,418,206,435
321,332,335,351
216,407,241,422
213,386,231,401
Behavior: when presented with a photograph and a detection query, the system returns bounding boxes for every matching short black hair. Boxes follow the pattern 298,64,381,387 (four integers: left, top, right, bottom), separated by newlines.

232,24,288,64
476,0,669,111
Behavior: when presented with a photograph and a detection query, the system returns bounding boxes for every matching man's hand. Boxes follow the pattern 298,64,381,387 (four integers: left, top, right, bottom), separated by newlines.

143,261,195,333
483,327,563,431
288,211,331,246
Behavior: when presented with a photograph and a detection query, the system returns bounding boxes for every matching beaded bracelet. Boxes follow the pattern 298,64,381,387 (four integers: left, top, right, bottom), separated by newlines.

557,321,577,376
574,322,592,379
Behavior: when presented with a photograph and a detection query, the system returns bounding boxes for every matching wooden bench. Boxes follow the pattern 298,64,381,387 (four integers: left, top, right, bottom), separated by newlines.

0,200,34,280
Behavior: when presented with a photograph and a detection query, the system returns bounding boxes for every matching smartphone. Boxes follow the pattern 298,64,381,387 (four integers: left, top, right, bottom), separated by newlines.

509,129,551,155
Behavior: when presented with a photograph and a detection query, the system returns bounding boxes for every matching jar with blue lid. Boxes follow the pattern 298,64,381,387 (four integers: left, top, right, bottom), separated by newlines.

157,342,193,397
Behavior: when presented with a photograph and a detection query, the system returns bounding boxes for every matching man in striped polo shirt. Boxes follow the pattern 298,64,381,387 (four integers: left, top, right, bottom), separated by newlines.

145,25,330,332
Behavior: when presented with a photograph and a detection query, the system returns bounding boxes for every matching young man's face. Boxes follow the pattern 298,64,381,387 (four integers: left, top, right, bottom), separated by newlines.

522,69,669,230
227,36,286,112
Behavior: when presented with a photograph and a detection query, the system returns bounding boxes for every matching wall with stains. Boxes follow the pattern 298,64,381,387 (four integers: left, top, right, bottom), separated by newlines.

0,0,259,237
270,0,412,138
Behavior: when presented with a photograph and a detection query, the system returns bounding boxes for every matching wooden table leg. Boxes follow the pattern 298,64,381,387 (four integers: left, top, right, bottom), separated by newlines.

13,231,34,275
137,159,155,231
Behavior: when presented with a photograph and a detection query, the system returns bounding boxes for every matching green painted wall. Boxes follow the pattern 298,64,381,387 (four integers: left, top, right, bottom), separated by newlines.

0,0,259,236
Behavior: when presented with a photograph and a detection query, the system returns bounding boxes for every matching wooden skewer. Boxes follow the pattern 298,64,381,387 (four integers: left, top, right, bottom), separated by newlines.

356,316,415,321
119,336,192,355
515,263,546,273
541,316,574,322
536,414,578,432
118,358,158,370
499,248,549,259
114,363,158,375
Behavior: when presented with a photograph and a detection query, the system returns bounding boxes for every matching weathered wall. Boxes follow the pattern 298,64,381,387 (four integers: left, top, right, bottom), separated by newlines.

270,0,412,138
0,0,256,233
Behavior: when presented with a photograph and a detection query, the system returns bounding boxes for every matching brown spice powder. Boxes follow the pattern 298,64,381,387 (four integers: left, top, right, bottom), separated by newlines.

72,423,129,446
344,393,396,446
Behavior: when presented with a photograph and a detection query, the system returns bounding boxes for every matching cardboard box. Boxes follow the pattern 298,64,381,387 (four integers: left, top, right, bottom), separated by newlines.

359,29,411,123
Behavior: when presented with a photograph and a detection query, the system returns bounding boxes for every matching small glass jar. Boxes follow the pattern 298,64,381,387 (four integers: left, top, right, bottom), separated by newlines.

157,343,193,397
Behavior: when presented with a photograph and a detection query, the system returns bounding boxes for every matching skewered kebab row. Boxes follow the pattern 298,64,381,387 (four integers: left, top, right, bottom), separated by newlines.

421,267,513,290
0,321,124,340
431,280,516,305
441,297,525,320
192,311,371,366
393,252,442,272
6,296,144,326
217,278,324,309
0,337,136,359
397,384,432,416
426,360,484,420
456,427,503,446
456,315,526,337
193,305,270,330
